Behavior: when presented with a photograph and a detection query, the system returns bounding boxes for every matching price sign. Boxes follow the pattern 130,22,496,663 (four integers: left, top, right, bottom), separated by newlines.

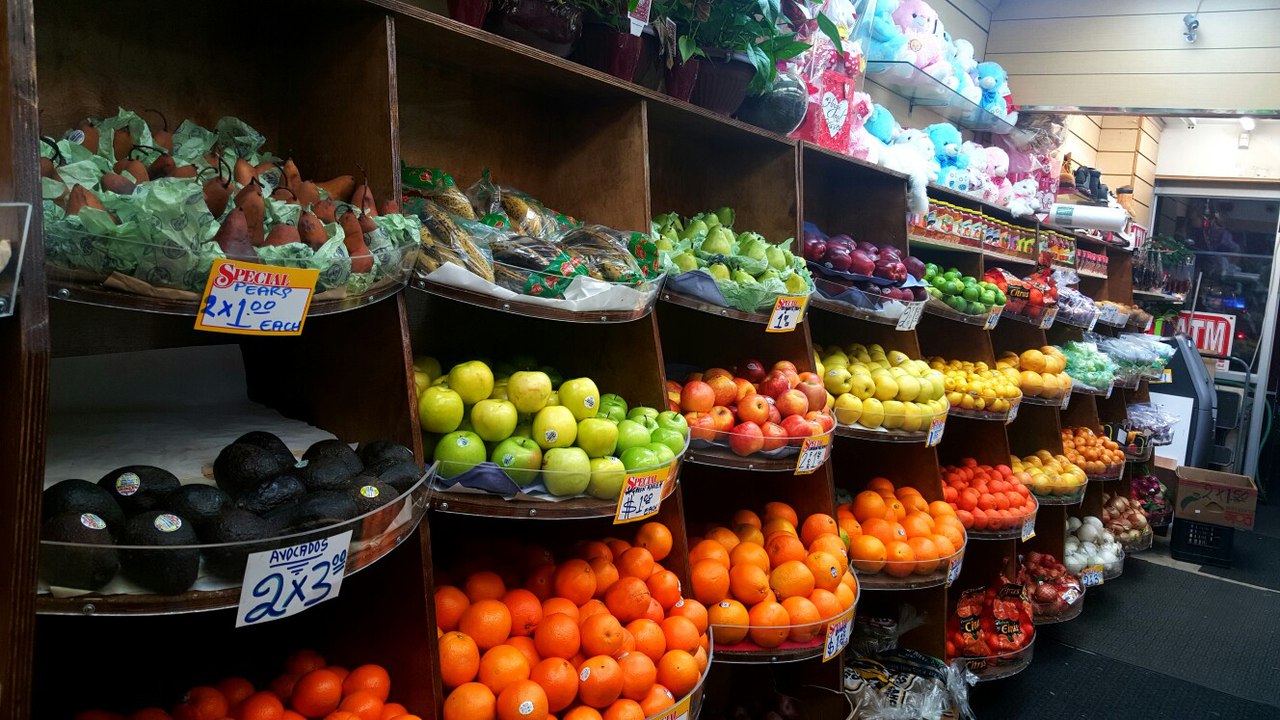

766,295,808,333
896,301,924,330
983,310,1000,330
1080,565,1105,587
1062,587,1080,605
236,530,352,627
1020,516,1036,541
1087,312,1098,331
627,0,651,34
1153,368,1172,384
650,692,692,720
794,434,830,475
1061,388,1071,410
1006,402,1019,424
196,259,319,336
1042,306,1058,329
925,416,945,447
614,465,672,524
822,607,855,662
946,556,964,587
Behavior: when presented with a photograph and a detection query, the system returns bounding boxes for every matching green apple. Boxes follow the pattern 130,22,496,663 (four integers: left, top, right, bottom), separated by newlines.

456,415,474,433
645,442,676,466
532,405,577,449
615,419,652,454
542,447,592,497
488,381,508,401
509,353,539,371
413,370,431,395
471,399,518,442
656,411,689,439
576,417,619,459
559,377,601,421
628,406,659,427
598,400,627,424
413,355,442,381
650,427,685,456
600,393,628,416
508,371,553,414
587,457,627,500
492,362,515,382
490,435,542,486
620,445,659,472
434,431,486,478
538,365,564,388
545,391,560,407
448,360,494,404
418,386,464,434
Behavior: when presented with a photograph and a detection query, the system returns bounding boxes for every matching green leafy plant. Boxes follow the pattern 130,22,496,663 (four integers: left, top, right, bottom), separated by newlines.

580,0,642,31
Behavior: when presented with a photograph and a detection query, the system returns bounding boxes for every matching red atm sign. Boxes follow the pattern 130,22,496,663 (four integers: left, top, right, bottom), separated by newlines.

1177,311,1236,370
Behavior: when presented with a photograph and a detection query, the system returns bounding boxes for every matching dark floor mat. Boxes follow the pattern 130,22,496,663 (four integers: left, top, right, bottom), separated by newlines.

1194,531,1280,590
970,638,1280,719
1043,559,1280,709
1245,500,1280,540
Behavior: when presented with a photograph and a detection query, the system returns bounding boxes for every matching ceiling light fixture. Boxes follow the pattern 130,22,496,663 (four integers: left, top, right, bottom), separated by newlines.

1241,116,1256,131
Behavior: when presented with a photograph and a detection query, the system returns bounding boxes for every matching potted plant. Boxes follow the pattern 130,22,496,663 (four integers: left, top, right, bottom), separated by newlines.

488,0,587,57
573,0,647,81
447,0,493,28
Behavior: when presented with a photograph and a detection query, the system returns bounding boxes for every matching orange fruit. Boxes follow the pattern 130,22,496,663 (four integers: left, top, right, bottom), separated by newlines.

689,559,729,605
266,675,298,704
531,657,578,713
233,692,282,720
541,598,580,623
440,631,482,688
643,598,664,623
728,563,770,606
906,537,939,574
467,571,508,602
319,713,360,720
507,636,541,670
645,570,681,611
435,586,472,633
934,521,965,550
638,685,675,716
732,509,762,528
834,582,857,610
769,560,815,600
380,704,408,720
504,590,545,638
603,577,651,623
865,477,895,494
554,560,598,606
799,514,838,547
851,491,888,523
604,538,631,559
526,564,557,601
660,615,700,654
882,541,915,578
563,708,604,720
633,522,673,561
182,686,230,720
728,542,770,574
589,560,619,598
704,526,740,552
534,613,581,660
617,652,658,701
747,601,790,649
443,683,496,720
126,708,170,720
901,512,935,539
707,599,750,645
655,650,699,697
285,650,327,676
693,646,709,673
668,598,708,634
930,534,957,559
578,599,609,622
838,517,862,540
804,551,842,592
764,533,806,568
859,518,894,546
625,619,667,662
291,669,343,717
580,613,625,658
460,599,514,650
479,645,532,694
762,502,799,526
808,589,842,621
602,699,645,720
760,518,797,540
615,547,655,580
497,680,549,720
576,541,613,563
577,656,623,708
687,540,729,569
734,523,765,547
217,678,255,709
338,691,385,720
780,596,822,642
929,500,957,518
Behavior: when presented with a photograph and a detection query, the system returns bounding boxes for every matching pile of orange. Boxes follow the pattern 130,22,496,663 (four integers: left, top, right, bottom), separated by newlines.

73,650,418,720
838,479,965,578
1061,427,1123,475
436,522,709,720
941,459,1039,531
690,501,858,650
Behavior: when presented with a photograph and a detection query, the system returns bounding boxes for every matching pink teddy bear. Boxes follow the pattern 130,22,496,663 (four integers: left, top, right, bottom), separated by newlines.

892,0,953,82
985,146,1013,204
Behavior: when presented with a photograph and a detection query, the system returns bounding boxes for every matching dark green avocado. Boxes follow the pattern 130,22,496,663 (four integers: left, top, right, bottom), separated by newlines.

166,484,233,532
265,491,359,536
39,511,120,591
302,439,362,476
96,465,181,516
357,440,414,469
202,509,276,579
351,479,398,515
213,443,288,498
119,511,200,595
236,474,307,516
43,478,125,531
375,461,422,496
301,458,357,493
232,430,297,469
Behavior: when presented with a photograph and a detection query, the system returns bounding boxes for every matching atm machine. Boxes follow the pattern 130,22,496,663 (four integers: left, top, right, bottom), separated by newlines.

1149,334,1216,468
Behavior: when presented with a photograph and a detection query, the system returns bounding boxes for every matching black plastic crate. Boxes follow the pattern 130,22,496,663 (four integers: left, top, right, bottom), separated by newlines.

1170,519,1235,568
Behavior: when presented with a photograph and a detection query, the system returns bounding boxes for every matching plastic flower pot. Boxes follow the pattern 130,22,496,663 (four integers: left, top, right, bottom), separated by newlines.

488,0,584,57
447,0,491,28
574,23,644,80
690,49,757,116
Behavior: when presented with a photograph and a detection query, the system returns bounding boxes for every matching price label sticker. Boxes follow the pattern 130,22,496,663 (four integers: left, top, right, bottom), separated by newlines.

794,434,830,475
1042,306,1058,329
236,530,352,627
1020,516,1036,541
1153,368,1173,384
1062,587,1080,605
627,0,651,34
946,555,963,587
651,693,691,720
1080,565,1105,587
1087,313,1098,331
766,295,808,333
926,416,945,447
822,607,855,662
896,301,924,330
1061,388,1072,410
196,259,319,336
614,464,672,524
1006,402,1019,424
983,310,1000,330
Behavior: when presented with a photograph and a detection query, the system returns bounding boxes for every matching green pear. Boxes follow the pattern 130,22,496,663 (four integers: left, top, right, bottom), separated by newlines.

784,272,809,295
673,251,699,273
708,263,730,281
766,246,788,271
732,269,757,285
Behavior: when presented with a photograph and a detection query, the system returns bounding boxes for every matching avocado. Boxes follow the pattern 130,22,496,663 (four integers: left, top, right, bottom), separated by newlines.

39,511,120,590
202,509,275,579
266,491,359,536
301,458,357,493
213,443,287,498
166,484,233,532
302,440,362,475
97,466,181,516
236,474,307,516
374,461,422,496
43,479,125,531
351,479,398,515
232,430,297,469
357,440,414,469
119,511,200,595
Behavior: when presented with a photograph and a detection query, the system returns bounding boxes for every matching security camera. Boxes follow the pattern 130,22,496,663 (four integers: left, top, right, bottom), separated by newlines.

1185,118,1198,130
1184,14,1199,42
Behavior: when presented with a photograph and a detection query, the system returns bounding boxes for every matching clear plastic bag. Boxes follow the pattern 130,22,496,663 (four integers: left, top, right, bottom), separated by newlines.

1062,340,1116,393
1090,333,1174,383
1127,402,1178,444
466,171,573,240
844,649,976,720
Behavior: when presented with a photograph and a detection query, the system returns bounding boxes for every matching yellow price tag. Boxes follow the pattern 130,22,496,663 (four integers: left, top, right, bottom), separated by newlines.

195,259,318,336
614,464,672,524
766,295,808,332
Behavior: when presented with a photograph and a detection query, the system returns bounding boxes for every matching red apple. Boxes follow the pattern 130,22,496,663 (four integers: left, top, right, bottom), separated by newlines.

680,380,715,413
767,403,782,425
668,399,680,412
796,379,827,415
684,371,703,383
706,375,739,406
704,367,734,381
772,361,799,375
759,371,792,399
732,377,754,401
728,421,764,456
780,414,815,446
685,412,717,441
709,406,735,432
806,410,835,434
797,372,821,385
740,359,767,384
761,422,788,452
775,389,810,418
666,380,682,395
737,393,770,425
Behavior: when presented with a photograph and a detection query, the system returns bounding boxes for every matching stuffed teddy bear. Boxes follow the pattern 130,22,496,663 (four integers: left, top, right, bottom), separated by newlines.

845,92,881,163
976,61,1011,117
962,140,995,201
865,104,899,145
985,146,1013,204
925,122,969,190
892,0,953,83
1007,178,1040,217
867,0,908,63
881,128,938,214
951,38,982,104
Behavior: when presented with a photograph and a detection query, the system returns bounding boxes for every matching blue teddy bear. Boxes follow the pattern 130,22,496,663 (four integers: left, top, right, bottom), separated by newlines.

925,122,970,190
865,104,898,144
975,61,1009,116
867,0,907,62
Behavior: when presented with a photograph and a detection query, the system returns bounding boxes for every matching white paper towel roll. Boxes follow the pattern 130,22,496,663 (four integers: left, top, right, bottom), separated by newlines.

1047,204,1129,232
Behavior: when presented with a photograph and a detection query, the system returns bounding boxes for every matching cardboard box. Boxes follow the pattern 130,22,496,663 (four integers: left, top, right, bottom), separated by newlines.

1174,466,1258,530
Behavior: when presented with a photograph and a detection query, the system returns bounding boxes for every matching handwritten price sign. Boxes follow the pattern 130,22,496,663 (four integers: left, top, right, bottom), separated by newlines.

926,416,945,447
615,465,672,524
794,434,830,475
196,259,318,336
896,301,924,330
766,295,808,333
1080,564,1104,587
823,607,855,662
236,530,352,627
